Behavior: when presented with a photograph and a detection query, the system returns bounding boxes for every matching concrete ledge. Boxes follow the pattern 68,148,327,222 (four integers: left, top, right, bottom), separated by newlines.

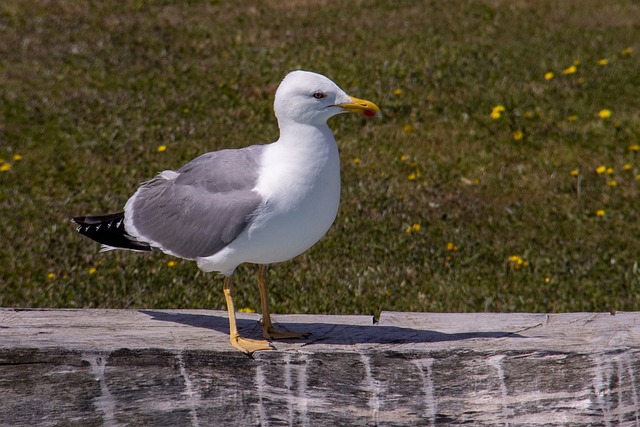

1,309,639,426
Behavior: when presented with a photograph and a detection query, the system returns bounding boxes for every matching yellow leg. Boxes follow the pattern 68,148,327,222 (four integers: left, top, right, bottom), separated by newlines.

223,276,273,354
258,265,310,340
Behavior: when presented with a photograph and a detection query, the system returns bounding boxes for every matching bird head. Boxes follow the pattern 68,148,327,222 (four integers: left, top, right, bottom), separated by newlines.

274,70,381,126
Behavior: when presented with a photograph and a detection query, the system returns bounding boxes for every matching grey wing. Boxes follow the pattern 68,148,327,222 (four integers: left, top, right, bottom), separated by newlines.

125,145,265,259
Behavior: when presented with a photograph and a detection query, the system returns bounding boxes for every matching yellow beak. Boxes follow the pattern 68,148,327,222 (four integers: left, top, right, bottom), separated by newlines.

338,96,381,118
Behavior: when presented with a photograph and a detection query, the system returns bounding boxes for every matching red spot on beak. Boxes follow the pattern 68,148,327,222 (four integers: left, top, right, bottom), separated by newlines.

363,109,377,117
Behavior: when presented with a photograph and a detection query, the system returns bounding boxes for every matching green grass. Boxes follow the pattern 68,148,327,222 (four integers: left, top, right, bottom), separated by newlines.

1,0,639,316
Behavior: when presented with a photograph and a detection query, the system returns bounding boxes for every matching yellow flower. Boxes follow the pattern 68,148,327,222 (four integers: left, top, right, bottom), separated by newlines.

629,144,640,152
157,145,167,152
622,47,633,56
403,124,414,133
408,173,417,181
544,277,551,284
88,267,97,275
446,242,458,252
182,107,190,114
570,169,579,177
490,105,506,119
606,167,614,175
623,164,632,171
0,163,10,172
636,174,640,181
47,272,55,280
596,209,606,217
393,89,402,96
513,130,524,141
404,222,422,233
607,180,617,187
508,255,527,269
567,115,578,122
167,261,177,267
400,154,409,162
562,65,577,75
544,72,554,80
12,154,23,161
598,58,608,66
239,307,256,313
595,165,606,174
598,109,611,119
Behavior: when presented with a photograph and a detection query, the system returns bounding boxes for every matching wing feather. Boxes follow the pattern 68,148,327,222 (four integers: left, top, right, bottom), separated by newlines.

125,145,265,259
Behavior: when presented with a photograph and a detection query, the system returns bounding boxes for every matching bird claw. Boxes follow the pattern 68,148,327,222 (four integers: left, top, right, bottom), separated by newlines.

230,335,275,355
262,325,311,341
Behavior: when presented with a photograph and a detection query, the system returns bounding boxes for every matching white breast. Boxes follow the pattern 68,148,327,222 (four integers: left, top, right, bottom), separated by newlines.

196,124,341,275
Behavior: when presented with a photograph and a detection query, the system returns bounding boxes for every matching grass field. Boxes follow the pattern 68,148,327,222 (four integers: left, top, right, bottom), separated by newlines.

1,0,639,316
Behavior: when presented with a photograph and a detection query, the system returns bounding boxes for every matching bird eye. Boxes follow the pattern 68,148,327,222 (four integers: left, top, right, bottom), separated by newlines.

312,91,327,99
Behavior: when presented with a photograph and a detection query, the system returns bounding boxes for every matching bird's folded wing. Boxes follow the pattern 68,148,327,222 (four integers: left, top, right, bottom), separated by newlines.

125,145,265,259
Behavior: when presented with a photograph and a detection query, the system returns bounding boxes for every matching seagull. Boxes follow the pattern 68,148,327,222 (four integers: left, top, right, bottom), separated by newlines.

72,70,381,354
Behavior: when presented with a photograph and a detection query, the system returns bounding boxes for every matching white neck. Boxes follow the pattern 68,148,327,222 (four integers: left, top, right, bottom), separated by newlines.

255,121,340,201
276,121,334,146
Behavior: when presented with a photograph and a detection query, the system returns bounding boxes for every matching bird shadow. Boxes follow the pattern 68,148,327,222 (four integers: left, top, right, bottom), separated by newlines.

140,310,526,346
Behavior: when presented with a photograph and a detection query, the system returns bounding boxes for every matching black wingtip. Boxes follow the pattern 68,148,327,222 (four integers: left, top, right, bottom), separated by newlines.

73,212,152,252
